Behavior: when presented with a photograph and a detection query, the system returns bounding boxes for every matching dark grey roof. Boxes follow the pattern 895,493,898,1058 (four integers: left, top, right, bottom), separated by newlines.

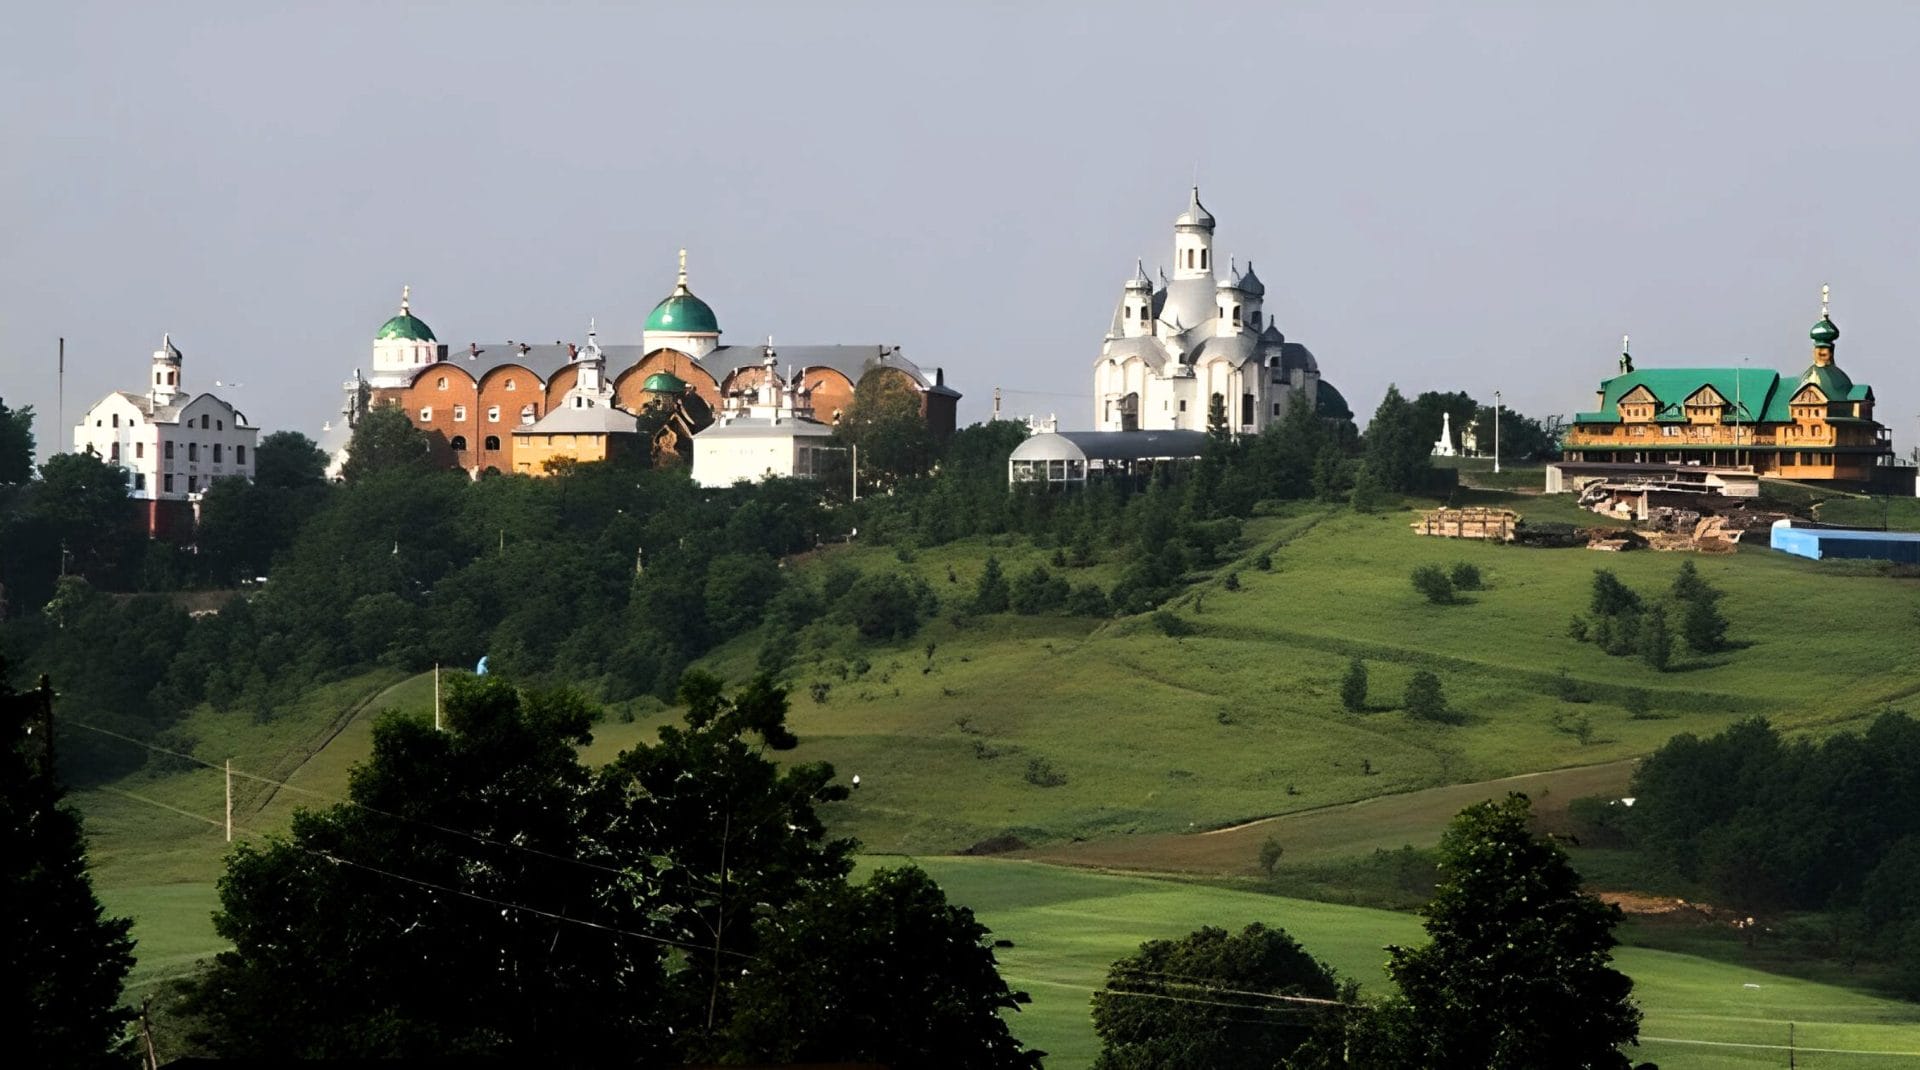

419,341,960,398
1238,260,1266,297
1174,187,1215,230
1011,429,1210,463
516,400,643,436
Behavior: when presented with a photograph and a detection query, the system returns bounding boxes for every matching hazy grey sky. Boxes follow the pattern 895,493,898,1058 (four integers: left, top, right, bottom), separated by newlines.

5,2,1918,459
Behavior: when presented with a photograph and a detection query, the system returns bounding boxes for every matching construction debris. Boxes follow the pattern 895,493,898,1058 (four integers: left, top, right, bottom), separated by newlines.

1412,507,1518,541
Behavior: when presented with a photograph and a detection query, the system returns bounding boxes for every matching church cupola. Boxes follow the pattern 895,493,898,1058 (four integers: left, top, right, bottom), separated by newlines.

574,319,607,395
370,285,444,388
1215,267,1245,337
150,333,183,407
1237,260,1266,329
1799,283,1855,399
1121,259,1154,337
643,248,722,360
1172,186,1216,282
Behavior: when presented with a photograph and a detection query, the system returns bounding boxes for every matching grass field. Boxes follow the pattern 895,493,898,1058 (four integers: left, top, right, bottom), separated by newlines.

904,857,1920,1069
67,493,1920,1063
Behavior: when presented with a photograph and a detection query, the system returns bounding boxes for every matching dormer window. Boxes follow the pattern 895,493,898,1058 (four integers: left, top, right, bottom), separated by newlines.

506,379,517,392
437,376,448,391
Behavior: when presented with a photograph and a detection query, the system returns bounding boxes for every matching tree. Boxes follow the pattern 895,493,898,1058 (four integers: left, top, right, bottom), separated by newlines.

1447,561,1482,590
1091,923,1340,1069
1404,670,1453,723
339,405,432,482
1411,564,1455,604
253,430,330,489
973,555,1011,614
1411,390,1479,457
722,867,1043,1069
3,664,136,1067
1669,559,1717,605
0,396,35,484
1363,385,1430,494
1470,404,1557,461
1640,603,1673,672
840,571,927,639
836,370,935,486
1010,564,1068,614
704,552,782,636
29,451,133,578
179,679,671,1063
1206,391,1232,445
1387,794,1641,1069
1681,595,1727,654
1341,657,1369,712
1589,569,1641,617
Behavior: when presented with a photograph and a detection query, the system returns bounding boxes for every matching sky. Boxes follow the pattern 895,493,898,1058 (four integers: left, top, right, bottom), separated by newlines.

4,2,1919,461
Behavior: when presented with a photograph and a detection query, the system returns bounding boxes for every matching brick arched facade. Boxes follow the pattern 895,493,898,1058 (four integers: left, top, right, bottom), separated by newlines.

614,349,720,412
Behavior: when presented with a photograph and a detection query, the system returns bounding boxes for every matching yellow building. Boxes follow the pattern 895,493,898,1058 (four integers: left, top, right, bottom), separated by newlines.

1562,290,1893,484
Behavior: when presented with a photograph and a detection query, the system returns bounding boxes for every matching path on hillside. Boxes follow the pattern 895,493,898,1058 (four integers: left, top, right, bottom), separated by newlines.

245,672,426,817
1020,759,1635,876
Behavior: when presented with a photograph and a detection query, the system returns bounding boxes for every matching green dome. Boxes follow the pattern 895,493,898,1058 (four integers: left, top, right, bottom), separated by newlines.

1315,381,1353,420
1809,315,1839,347
642,372,689,394
1799,361,1854,400
377,311,435,342
646,291,719,334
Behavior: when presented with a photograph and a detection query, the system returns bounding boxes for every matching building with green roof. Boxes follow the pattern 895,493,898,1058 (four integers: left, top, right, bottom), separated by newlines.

1561,292,1892,484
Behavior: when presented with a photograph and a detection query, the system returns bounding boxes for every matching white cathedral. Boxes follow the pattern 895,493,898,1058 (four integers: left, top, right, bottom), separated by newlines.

1095,188,1350,434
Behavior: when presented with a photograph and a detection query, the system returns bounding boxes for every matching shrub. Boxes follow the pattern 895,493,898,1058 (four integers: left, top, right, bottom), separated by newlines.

1152,610,1194,637
1553,668,1587,703
1340,657,1369,712
1050,546,1069,569
842,572,927,640
1671,559,1719,604
971,555,1011,614
1258,837,1285,876
1567,615,1589,642
1552,709,1595,745
1253,552,1273,571
1682,595,1728,654
808,681,832,705
1404,670,1457,723
1010,564,1069,615
1065,583,1111,618
1624,689,1655,719
1024,756,1068,787
1222,571,1241,592
1411,564,1455,605
1603,611,1640,657
1448,561,1483,590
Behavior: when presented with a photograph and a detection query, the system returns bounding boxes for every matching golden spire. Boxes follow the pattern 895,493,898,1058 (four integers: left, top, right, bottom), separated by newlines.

401,283,411,314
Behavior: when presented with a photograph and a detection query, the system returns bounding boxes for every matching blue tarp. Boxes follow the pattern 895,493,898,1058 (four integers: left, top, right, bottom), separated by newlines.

1772,525,1920,564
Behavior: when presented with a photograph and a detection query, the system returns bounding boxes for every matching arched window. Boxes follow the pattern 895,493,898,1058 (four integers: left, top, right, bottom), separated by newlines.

1232,304,1242,326
484,435,501,451
505,378,518,392
450,435,468,451
487,405,500,423
1201,249,1209,270
437,376,448,391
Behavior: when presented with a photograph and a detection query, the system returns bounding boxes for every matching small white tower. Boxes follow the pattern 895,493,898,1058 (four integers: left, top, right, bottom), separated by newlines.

1215,263,1245,337
370,285,442,388
1171,186,1216,281
1121,260,1154,338
1432,410,1458,458
150,334,183,407
575,319,607,396
1238,260,1266,331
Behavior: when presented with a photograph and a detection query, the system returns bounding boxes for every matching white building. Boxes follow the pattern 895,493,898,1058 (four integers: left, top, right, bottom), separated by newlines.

1094,188,1351,435
692,346,838,488
73,335,258,533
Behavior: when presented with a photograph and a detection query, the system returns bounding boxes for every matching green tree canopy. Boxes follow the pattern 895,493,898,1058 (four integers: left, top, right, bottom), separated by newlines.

1091,922,1341,1069
723,866,1043,1069
0,397,35,484
339,406,433,482
1387,793,1640,1068
253,430,330,489
836,370,935,486
1362,385,1430,494
3,662,136,1067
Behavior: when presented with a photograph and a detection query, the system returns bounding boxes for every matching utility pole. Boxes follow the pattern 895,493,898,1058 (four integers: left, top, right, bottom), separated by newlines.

224,759,233,843
57,337,65,452
1493,390,1503,475
851,443,859,502
993,386,1002,421
434,663,442,732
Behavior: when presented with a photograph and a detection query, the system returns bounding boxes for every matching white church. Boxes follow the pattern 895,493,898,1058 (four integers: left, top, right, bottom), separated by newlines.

1094,188,1351,434
73,335,257,536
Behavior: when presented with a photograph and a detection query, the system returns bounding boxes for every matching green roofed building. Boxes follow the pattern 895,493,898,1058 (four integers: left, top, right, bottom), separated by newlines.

1560,287,1894,485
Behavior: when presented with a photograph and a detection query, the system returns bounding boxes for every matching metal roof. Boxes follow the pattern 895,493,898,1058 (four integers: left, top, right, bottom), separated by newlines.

420,342,958,397
1010,429,1210,463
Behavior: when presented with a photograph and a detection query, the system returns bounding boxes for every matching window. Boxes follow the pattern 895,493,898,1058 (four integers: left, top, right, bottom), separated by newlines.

1242,393,1254,426
437,376,449,391
112,413,120,427
109,442,120,461
236,445,246,465
188,443,198,461
487,405,500,423
453,405,467,422
1661,425,1680,438
163,474,174,493
1139,306,1149,323
520,404,537,424
1272,402,1281,417
505,378,517,392
213,443,223,463
450,435,468,451
1232,304,1242,326
133,473,145,491
484,435,501,451
217,419,223,430
420,407,433,422
1178,400,1188,412
135,442,145,459
202,414,211,429
165,440,174,459
1201,249,1209,269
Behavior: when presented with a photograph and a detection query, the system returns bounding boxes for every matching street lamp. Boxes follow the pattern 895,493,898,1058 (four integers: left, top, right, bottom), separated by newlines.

1493,390,1502,474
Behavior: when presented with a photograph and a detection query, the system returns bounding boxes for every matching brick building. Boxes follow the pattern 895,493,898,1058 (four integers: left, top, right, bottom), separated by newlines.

341,257,959,476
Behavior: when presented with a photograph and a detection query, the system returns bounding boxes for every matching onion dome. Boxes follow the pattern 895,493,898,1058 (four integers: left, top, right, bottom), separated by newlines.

377,285,435,341
1809,282,1839,347
1237,260,1266,297
1174,186,1215,230
642,371,689,394
646,249,720,334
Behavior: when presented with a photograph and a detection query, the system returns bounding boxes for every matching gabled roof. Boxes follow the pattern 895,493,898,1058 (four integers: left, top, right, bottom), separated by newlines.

417,342,959,398
514,401,643,436
1573,368,1790,425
